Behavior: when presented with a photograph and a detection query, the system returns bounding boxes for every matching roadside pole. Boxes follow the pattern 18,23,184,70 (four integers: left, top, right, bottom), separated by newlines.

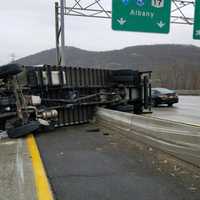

60,0,66,66
55,2,60,65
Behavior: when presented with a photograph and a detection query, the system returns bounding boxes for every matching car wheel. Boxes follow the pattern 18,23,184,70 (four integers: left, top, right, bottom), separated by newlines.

152,99,158,107
168,103,173,107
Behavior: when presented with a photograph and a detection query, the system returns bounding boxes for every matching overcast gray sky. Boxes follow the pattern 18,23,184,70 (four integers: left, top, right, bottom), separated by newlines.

0,0,199,65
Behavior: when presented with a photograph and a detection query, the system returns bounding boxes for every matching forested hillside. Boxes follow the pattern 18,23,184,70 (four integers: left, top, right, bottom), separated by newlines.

16,44,200,89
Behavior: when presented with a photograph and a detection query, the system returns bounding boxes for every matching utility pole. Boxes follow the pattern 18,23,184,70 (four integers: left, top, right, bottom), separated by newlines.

55,2,60,65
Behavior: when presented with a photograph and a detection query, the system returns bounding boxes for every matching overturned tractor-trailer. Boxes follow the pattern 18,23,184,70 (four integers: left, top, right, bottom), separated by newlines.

0,64,152,138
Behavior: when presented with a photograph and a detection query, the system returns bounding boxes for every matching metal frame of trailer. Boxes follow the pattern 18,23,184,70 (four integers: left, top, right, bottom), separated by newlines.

21,65,152,128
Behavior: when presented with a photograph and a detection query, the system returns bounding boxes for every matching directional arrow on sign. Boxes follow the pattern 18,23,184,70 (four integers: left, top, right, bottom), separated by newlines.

117,18,126,25
195,30,200,36
157,21,166,28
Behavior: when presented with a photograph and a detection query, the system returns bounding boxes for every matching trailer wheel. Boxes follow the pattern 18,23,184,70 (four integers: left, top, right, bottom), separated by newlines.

7,121,40,138
112,70,137,76
133,102,143,114
0,120,6,130
111,70,140,83
0,64,22,79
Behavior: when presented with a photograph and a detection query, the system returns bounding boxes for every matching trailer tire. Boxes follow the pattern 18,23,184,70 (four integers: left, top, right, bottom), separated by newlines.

7,121,40,138
111,70,140,83
0,64,22,79
111,75,136,82
0,120,6,130
112,70,137,76
115,105,134,112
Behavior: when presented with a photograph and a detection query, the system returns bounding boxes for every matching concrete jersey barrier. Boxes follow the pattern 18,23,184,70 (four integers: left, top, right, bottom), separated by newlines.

96,108,200,168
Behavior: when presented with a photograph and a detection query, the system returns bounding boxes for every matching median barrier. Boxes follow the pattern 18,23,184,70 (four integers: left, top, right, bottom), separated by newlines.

96,108,200,167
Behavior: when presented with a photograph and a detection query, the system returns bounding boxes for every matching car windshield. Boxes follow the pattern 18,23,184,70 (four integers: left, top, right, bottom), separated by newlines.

153,88,174,94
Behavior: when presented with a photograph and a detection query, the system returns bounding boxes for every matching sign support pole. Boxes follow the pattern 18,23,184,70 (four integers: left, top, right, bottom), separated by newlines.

60,0,66,66
55,2,61,65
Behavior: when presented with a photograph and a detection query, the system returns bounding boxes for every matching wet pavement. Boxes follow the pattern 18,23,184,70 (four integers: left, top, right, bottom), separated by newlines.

149,96,200,125
36,124,200,200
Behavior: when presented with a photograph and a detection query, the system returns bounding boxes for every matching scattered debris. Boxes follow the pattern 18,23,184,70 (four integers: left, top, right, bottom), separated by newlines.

86,127,100,132
173,165,181,172
163,159,168,164
96,147,103,151
193,175,200,179
99,124,200,194
157,167,161,172
110,142,117,146
179,170,189,175
170,173,175,177
0,131,8,139
188,185,197,192
57,152,64,157
148,147,153,152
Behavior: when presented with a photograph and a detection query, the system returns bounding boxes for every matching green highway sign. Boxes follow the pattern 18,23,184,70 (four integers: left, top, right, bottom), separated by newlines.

193,0,200,40
112,0,172,34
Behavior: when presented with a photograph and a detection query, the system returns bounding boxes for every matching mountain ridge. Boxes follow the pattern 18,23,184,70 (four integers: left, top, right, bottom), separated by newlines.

15,44,200,89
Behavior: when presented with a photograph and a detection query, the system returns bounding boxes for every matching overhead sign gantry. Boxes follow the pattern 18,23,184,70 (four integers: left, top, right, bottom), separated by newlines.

55,0,196,65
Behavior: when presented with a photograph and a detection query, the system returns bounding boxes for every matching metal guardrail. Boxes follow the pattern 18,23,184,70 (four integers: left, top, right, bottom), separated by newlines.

96,108,200,168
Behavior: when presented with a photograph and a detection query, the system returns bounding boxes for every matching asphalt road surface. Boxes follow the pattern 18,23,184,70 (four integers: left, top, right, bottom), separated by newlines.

149,96,200,125
36,124,199,200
